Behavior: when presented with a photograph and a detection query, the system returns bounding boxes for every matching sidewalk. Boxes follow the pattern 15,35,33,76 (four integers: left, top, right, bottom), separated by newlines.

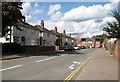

0,50,64,60
79,48,118,80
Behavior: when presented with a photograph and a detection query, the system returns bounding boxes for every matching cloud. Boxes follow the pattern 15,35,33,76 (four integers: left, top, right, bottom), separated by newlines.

48,4,61,15
48,4,62,22
50,11,62,22
21,2,31,15
23,2,118,38
33,9,43,14
35,16,115,38
62,3,116,22
109,0,120,2
25,15,32,22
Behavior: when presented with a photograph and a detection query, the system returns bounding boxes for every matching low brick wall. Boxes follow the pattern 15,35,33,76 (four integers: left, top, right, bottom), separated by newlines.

22,46,55,54
115,39,120,60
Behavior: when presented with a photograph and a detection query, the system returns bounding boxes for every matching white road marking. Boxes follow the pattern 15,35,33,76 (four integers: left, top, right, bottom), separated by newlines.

69,64,75,70
36,54,68,63
73,61,80,64
44,57,56,61
35,60,44,63
0,65,22,72
36,57,56,63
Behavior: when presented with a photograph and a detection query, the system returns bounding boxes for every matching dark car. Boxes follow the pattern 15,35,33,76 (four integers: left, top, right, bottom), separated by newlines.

81,46,86,49
85,45,90,49
64,45,75,51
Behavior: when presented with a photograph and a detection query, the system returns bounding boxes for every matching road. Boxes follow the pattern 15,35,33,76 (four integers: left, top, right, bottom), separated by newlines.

2,48,97,80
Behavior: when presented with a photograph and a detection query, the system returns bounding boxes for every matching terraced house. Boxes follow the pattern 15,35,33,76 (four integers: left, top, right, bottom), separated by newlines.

1,20,76,53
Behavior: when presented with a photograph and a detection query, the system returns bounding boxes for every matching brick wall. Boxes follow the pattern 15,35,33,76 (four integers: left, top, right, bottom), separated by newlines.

115,39,120,60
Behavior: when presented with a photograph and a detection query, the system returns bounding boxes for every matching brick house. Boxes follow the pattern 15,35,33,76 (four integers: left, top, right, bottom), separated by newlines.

75,38,101,48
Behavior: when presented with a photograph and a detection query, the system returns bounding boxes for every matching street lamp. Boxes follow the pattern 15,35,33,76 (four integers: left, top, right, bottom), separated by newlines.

39,32,43,45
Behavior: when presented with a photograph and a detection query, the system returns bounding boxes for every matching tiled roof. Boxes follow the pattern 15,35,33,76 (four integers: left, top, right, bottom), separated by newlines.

17,21,42,32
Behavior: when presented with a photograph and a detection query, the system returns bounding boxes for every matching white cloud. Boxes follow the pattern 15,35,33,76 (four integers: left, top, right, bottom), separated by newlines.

50,11,62,22
21,2,31,14
33,9,43,14
25,15,32,22
48,4,61,15
109,0,120,3
62,3,115,22
21,2,43,15
26,2,118,38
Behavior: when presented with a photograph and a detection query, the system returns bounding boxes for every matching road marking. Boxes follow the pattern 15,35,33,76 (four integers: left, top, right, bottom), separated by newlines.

63,49,97,82
36,57,56,63
73,61,80,65
44,57,56,61
63,57,91,82
36,54,68,63
0,65,22,72
36,59,44,63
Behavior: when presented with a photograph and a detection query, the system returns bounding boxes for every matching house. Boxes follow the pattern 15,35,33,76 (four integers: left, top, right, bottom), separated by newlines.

75,38,101,48
34,20,57,46
60,30,76,46
1,19,76,52
0,20,41,46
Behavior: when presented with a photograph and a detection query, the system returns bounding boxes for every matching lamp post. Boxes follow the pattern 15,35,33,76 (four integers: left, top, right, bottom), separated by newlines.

39,32,43,46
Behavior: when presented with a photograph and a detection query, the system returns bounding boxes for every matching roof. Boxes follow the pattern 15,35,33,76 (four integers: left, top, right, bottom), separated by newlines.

17,21,41,31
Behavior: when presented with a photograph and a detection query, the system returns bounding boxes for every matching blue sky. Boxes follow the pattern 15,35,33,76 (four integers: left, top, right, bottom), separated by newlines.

21,1,119,38
21,2,110,23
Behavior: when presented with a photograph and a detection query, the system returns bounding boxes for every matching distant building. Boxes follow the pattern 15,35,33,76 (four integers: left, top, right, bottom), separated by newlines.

75,38,101,48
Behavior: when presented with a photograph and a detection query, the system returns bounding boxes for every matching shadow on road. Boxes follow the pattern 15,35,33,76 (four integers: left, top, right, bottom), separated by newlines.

34,50,85,56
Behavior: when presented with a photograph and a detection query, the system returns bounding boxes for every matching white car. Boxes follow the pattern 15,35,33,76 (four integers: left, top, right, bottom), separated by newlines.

74,46,81,50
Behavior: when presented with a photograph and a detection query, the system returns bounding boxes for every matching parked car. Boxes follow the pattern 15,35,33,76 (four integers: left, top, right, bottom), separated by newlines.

64,45,75,51
85,45,90,49
81,46,86,49
74,46,81,50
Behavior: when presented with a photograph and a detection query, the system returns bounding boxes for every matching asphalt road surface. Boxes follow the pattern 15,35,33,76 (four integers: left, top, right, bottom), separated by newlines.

2,48,97,80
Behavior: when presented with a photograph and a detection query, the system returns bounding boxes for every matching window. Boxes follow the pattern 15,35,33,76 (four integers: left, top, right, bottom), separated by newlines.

21,36,26,45
47,33,49,37
6,38,9,41
21,36,25,42
13,36,19,43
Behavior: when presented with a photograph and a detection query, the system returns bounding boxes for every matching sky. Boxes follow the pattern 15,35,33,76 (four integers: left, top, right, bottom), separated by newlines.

20,0,119,38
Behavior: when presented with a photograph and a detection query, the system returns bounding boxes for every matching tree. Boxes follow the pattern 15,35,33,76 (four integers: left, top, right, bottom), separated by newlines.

2,2,24,37
103,10,120,39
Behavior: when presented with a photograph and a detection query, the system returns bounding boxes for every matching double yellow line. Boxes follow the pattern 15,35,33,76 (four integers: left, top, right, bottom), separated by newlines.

63,57,91,82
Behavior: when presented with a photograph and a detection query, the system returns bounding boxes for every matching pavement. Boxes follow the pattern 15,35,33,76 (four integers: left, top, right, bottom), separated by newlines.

0,50,64,60
78,48,118,80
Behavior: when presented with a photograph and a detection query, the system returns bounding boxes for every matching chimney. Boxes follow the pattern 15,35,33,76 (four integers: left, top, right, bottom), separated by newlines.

41,20,44,28
63,30,66,35
69,33,71,37
54,26,57,32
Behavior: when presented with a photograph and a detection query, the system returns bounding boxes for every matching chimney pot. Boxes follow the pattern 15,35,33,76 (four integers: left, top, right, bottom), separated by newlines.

41,20,44,28
63,30,66,35
55,26,57,32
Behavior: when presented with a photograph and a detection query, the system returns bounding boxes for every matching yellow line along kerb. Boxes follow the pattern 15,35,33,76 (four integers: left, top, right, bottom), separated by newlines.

63,57,91,82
